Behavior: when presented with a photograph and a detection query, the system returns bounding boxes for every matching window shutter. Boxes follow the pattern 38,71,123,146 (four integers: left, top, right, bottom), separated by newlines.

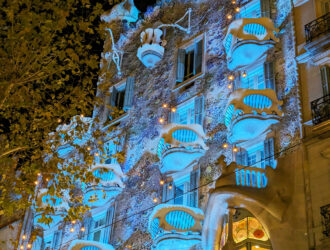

110,87,118,107
124,77,135,111
190,169,199,208
264,61,275,91
168,109,179,124
234,74,241,90
162,181,175,204
194,95,204,125
320,66,330,95
236,149,247,166
264,137,275,168
177,49,186,83
87,218,95,241
104,205,115,243
261,0,271,18
194,40,203,75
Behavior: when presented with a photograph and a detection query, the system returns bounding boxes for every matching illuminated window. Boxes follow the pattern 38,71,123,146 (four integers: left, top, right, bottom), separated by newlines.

220,208,272,250
176,35,204,86
169,95,204,126
236,0,271,19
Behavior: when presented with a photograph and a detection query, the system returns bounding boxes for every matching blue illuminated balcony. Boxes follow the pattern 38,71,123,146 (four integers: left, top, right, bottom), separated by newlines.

224,17,279,70
157,124,208,174
149,204,204,250
137,28,165,68
83,163,125,208
68,239,115,250
224,88,283,143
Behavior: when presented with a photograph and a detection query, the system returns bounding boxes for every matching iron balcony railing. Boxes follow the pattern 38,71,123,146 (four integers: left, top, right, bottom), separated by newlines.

305,12,330,43
311,94,330,125
321,204,330,237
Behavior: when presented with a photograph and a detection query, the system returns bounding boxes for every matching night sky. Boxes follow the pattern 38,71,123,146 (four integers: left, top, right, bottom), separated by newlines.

134,0,158,13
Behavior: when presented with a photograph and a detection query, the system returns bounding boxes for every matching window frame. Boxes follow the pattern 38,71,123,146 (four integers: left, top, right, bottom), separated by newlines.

174,33,206,91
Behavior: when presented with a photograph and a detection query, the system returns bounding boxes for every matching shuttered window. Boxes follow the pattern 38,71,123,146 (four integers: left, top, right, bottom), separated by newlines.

109,77,135,120
162,181,175,204
264,137,275,168
261,0,271,18
176,39,203,83
236,0,262,18
189,169,199,208
320,66,330,96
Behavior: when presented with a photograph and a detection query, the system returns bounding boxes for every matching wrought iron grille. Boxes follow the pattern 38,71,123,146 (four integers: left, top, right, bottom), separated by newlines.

305,12,330,43
311,94,330,125
321,204,330,237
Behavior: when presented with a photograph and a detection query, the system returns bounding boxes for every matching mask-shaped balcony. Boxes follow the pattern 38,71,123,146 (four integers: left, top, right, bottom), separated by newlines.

224,88,283,144
83,163,125,208
101,0,139,23
34,189,69,229
68,240,115,250
149,204,204,250
137,28,166,68
157,124,208,175
223,17,279,71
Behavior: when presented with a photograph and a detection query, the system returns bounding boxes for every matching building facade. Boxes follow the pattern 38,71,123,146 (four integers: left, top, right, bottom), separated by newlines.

1,0,329,249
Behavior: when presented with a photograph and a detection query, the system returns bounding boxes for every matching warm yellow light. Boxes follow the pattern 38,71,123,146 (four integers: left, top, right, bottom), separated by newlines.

70,228,75,233
95,152,99,157
242,72,247,78
228,75,234,80
45,178,49,182
27,244,32,249
168,184,173,190
232,0,236,4
223,143,228,149
71,220,76,224
227,84,232,89
159,118,164,124
227,14,233,20
37,173,41,177
22,235,27,240
87,146,91,151
235,7,240,12
153,198,158,203
233,147,238,152
80,114,84,118
171,107,176,113
57,118,62,123
80,227,85,232
162,104,168,108
20,246,24,250
160,180,165,185
34,181,39,185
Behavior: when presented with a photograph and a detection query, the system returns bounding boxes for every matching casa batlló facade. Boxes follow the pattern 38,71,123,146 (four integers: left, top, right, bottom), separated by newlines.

1,0,329,249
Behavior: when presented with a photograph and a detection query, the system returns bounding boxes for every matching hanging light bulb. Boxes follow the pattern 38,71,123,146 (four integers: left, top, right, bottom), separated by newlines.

168,184,173,189
158,118,165,124
20,245,24,250
223,143,229,149
27,244,32,249
34,181,39,185
87,146,91,151
22,235,27,240
162,104,168,108
232,0,236,4
227,84,233,89
94,152,99,157
71,220,76,224
227,14,233,20
80,114,84,118
233,146,238,152
70,228,75,233
235,7,240,12
160,180,165,185
80,227,85,232
228,75,234,80
37,173,41,177
171,107,176,113
242,71,247,78
153,198,158,203
45,178,49,182
57,118,62,123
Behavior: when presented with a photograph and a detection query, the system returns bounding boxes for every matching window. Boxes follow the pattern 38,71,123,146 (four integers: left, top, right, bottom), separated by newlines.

320,65,330,96
162,169,199,207
89,205,115,244
169,95,204,126
236,0,271,19
176,37,204,85
236,137,275,169
108,77,135,118
52,230,61,250
320,0,330,15
236,62,275,91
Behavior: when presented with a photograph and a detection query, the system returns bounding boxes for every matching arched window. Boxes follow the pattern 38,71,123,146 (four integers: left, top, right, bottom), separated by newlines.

220,208,272,250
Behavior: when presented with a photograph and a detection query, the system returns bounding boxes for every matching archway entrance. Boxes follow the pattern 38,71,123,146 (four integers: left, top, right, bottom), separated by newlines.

220,208,272,250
